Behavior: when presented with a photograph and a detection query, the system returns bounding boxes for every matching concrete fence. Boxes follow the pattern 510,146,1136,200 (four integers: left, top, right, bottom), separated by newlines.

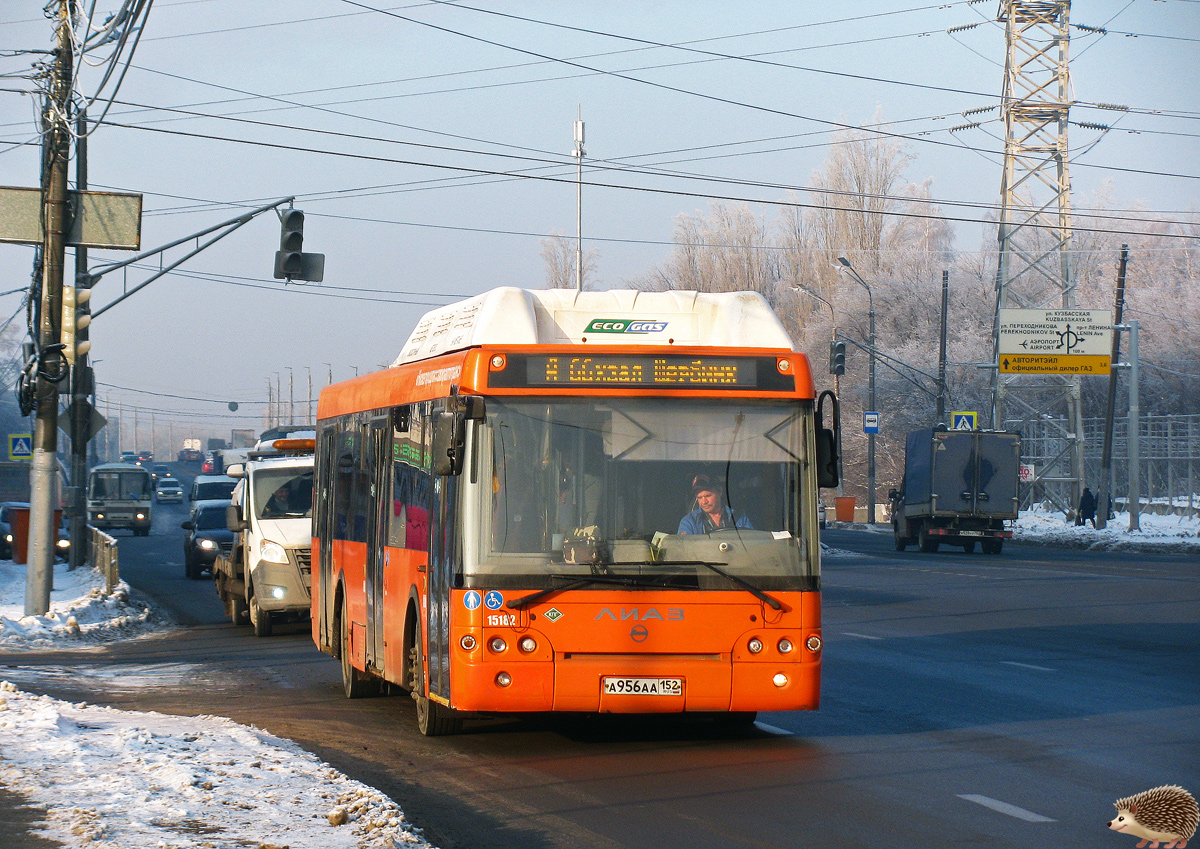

87,526,119,594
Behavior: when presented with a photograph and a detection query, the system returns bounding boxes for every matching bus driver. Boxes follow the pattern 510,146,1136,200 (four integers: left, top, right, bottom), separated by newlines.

677,474,753,534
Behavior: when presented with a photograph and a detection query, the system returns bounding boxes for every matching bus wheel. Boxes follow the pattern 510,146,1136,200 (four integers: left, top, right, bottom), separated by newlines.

249,590,274,637
340,599,379,699
409,621,462,736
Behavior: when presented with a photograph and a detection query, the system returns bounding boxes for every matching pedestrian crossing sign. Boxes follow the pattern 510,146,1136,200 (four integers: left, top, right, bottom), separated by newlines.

8,433,33,461
950,412,977,431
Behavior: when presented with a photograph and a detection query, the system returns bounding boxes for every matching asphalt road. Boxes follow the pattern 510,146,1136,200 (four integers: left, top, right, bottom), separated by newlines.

4,482,1198,849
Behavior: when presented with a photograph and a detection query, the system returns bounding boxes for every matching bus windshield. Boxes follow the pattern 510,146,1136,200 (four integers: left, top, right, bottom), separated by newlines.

467,398,816,591
90,470,151,501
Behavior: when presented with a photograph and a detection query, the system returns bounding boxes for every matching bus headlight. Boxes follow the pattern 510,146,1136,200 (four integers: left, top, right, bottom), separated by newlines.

56,538,70,549
4,534,11,543
259,540,288,563
495,672,512,687
135,512,146,520
489,636,507,653
748,637,764,654
772,673,789,688
777,638,794,654
518,636,537,653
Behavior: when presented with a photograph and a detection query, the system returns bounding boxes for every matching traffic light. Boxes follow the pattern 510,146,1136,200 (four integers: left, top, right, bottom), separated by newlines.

276,208,305,278
61,285,92,366
829,340,846,375
273,208,324,282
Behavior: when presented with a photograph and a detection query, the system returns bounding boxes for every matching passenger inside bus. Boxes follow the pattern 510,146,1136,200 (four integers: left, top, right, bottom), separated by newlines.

677,474,754,534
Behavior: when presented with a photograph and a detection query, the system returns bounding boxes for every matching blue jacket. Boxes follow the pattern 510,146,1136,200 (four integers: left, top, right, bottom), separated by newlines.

677,506,753,535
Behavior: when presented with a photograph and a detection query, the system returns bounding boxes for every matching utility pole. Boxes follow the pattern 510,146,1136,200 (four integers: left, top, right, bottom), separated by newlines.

27,0,74,615
1096,246,1129,530
1127,320,1141,531
936,271,950,426
573,108,585,293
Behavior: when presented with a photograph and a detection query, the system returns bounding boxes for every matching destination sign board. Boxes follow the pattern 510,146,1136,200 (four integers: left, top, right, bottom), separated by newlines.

997,309,1112,375
488,354,796,391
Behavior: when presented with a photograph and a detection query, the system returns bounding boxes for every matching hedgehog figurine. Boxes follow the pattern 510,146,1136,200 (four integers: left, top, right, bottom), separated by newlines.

1108,785,1198,848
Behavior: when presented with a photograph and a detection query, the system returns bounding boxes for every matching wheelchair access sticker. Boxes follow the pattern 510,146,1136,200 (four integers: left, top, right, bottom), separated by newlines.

484,590,504,610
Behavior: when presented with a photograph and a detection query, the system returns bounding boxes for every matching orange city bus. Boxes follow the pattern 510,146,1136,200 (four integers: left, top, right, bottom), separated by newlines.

312,287,839,735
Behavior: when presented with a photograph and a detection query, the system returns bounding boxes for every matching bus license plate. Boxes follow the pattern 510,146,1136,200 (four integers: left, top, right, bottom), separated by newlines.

602,677,682,696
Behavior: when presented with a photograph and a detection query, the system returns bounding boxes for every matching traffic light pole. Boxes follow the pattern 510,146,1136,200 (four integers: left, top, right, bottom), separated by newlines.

68,109,92,571
27,0,73,615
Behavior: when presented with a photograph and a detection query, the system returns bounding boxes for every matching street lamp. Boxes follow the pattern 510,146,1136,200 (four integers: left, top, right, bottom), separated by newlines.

836,257,876,525
791,284,844,496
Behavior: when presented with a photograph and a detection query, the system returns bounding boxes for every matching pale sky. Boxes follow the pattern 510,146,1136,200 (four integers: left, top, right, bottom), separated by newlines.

1,0,1197,448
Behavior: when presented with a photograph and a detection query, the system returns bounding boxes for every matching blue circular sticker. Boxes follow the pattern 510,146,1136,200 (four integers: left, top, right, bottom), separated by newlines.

463,590,482,610
484,590,504,610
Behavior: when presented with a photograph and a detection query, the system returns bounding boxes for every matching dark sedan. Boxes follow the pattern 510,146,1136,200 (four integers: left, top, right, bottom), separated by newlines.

181,499,234,579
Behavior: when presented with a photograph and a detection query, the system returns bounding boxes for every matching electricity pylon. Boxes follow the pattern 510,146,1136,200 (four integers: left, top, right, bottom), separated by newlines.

990,0,1084,516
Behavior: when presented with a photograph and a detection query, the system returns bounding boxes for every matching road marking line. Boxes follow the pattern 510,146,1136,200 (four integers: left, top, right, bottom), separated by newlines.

958,794,1056,822
754,723,794,736
1000,661,1056,672
841,632,883,640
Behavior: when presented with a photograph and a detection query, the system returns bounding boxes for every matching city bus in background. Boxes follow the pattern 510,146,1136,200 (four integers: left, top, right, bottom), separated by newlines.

87,462,153,536
312,287,839,735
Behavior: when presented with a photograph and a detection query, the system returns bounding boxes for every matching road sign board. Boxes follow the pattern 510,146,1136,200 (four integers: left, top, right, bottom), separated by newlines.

1019,463,1036,483
8,433,32,461
951,411,977,430
997,308,1112,374
999,354,1111,374
0,186,142,249
863,411,879,434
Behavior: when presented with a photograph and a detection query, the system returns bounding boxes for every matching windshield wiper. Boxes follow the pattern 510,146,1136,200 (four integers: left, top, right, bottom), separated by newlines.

658,559,785,611
506,573,670,609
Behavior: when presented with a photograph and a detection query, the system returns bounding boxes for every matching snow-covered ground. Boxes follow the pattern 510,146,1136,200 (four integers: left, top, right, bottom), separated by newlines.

0,507,1195,847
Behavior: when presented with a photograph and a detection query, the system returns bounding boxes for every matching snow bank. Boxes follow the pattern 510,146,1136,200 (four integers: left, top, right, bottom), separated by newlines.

0,560,162,648
0,681,433,848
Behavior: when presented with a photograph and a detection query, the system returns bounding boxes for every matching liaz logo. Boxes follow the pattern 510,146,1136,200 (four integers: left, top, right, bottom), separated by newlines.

585,319,668,334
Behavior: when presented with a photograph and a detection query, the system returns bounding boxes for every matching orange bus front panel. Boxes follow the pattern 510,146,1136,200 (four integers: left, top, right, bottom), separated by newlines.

443,589,820,714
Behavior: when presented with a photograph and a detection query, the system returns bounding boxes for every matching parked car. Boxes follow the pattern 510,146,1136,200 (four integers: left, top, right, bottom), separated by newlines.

149,463,172,483
181,499,235,579
190,474,237,503
155,477,184,503
0,502,70,561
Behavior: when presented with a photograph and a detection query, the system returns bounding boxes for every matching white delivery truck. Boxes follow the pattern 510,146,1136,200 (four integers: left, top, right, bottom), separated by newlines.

215,435,314,636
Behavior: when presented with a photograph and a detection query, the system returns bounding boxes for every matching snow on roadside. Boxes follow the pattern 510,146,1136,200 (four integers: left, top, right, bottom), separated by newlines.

0,681,433,848
0,559,163,647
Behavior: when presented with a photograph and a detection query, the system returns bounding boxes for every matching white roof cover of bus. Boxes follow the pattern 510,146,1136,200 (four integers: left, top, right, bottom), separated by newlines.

393,287,795,366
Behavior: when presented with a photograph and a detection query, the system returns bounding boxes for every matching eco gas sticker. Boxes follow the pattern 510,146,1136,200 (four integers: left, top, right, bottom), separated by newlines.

584,319,667,334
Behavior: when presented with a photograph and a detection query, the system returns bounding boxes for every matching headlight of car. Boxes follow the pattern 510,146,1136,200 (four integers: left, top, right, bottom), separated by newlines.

56,538,70,549
259,540,288,563
198,539,217,551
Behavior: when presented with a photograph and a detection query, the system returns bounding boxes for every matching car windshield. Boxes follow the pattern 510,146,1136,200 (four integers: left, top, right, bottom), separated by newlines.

158,479,179,489
459,397,818,592
195,506,227,530
194,480,236,500
253,468,313,519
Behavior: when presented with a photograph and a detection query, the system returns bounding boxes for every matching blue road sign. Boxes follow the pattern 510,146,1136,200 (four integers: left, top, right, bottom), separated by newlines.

8,434,32,461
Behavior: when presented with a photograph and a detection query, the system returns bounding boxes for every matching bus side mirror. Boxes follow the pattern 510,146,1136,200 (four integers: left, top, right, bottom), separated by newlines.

431,411,466,476
815,389,840,489
226,504,246,532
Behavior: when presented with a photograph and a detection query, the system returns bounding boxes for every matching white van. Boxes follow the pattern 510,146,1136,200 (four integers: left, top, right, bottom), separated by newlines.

221,448,313,637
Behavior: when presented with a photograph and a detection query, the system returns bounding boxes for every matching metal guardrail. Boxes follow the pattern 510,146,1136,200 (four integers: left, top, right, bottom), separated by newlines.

87,525,119,594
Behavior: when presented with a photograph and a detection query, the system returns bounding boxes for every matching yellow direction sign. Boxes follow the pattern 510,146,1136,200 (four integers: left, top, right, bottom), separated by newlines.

999,354,1111,374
